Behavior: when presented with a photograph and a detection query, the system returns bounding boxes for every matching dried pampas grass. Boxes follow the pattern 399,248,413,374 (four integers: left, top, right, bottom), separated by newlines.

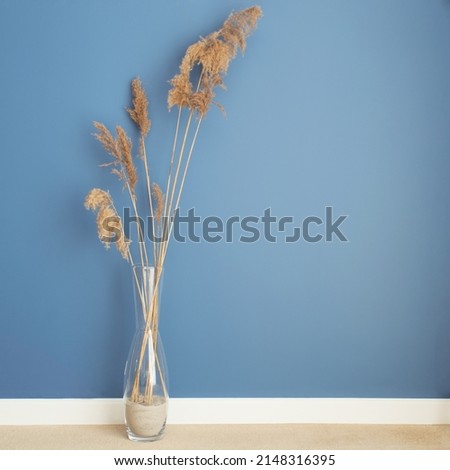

168,6,262,115
160,6,262,267
128,77,151,137
85,6,262,409
116,126,137,194
93,122,119,159
87,6,261,265
85,188,129,259
84,187,111,211
94,122,138,195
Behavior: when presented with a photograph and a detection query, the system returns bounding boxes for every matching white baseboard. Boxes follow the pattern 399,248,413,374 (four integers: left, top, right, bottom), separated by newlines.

0,398,449,425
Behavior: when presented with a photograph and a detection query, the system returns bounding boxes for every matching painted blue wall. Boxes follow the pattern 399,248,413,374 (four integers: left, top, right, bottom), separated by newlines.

0,0,449,398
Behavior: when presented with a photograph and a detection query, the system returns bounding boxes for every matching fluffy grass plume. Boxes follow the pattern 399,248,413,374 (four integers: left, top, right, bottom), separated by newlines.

127,77,151,137
116,126,137,194
85,188,129,259
168,6,262,115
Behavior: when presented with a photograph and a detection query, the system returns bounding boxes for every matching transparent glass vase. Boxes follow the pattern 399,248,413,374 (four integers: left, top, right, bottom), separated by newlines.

123,265,168,442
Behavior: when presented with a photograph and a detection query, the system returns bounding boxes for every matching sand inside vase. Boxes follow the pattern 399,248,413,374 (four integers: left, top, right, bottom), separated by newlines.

125,396,167,437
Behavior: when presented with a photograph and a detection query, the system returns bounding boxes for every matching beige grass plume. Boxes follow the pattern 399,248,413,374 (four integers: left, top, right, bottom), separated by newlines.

116,126,137,194
85,188,129,260
127,78,151,137
93,122,120,159
93,122,138,195
168,6,262,115
84,187,112,210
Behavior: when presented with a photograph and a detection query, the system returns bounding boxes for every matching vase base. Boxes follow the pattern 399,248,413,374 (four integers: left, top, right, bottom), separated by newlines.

126,428,165,442
124,397,167,442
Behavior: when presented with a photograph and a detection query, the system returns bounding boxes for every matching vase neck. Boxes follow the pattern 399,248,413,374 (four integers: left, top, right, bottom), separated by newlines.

132,265,163,330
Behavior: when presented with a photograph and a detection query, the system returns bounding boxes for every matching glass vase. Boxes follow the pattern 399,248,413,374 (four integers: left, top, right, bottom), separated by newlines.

123,264,168,442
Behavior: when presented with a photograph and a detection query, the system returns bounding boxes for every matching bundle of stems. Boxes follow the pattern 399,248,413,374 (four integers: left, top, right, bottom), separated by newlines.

85,6,262,405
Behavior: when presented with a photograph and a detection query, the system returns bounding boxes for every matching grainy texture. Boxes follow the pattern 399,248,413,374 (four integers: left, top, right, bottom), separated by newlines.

0,424,449,450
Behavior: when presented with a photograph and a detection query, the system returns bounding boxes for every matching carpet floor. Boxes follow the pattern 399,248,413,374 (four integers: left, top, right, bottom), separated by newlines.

0,424,449,450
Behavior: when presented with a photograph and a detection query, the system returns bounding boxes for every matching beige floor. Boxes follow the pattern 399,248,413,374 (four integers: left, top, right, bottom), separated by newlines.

0,424,449,450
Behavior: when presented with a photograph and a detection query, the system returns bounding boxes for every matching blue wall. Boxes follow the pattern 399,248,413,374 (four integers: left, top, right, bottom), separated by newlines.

1,0,450,398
